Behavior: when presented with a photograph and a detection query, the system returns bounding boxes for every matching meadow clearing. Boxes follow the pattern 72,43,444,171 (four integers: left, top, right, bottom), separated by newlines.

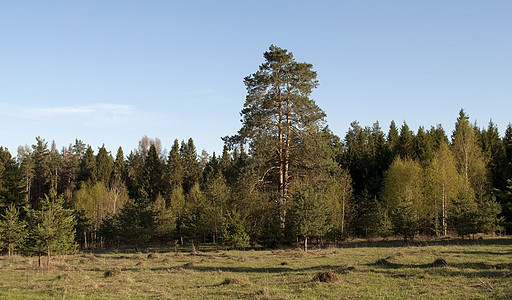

0,238,511,299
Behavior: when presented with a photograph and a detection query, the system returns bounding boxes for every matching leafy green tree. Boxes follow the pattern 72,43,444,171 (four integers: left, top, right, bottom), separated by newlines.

451,109,489,198
203,171,229,244
0,204,27,256
110,147,128,214
226,45,328,237
423,142,461,235
26,195,77,268
73,182,110,234
325,169,353,240
382,157,424,239
73,180,128,247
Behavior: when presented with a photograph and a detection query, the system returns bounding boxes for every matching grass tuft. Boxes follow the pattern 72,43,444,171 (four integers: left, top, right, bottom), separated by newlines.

56,273,70,281
147,253,158,259
104,267,122,278
313,270,340,283
83,254,99,262
222,277,246,285
432,258,448,267
375,258,392,266
256,288,272,299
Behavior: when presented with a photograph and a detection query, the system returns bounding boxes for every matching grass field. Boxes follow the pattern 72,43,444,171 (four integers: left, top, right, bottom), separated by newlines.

0,238,511,299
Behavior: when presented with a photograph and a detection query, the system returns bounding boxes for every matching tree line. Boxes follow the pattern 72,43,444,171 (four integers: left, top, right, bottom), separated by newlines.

1,46,511,258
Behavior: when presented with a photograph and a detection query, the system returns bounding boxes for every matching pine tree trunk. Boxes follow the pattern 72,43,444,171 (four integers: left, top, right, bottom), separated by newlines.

304,236,308,252
277,85,287,237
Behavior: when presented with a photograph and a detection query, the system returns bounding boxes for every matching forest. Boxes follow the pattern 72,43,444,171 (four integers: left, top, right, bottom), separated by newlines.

1,46,511,260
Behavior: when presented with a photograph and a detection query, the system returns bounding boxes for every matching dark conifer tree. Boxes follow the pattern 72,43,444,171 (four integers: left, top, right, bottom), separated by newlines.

95,145,114,185
397,122,415,159
30,137,51,208
78,146,96,185
0,147,26,213
387,120,400,160
181,138,201,193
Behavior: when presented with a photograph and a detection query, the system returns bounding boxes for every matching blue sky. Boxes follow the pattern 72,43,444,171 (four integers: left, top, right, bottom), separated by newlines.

1,1,511,157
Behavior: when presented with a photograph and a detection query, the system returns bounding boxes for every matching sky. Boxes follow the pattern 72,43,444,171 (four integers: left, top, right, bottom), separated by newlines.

1,1,511,157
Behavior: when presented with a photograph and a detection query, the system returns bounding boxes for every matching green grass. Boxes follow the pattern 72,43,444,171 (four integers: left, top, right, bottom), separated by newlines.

0,238,511,299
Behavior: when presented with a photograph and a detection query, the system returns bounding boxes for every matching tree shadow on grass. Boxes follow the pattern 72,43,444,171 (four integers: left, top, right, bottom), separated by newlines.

371,267,511,279
367,258,439,269
440,250,512,256
368,258,512,279
340,237,512,249
144,264,354,274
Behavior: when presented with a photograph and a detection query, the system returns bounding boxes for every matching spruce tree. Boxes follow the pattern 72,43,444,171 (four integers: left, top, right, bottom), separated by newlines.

27,195,77,268
397,122,415,159
0,204,27,256
289,178,330,252
0,147,26,213
166,139,184,200
95,145,114,185
221,207,250,249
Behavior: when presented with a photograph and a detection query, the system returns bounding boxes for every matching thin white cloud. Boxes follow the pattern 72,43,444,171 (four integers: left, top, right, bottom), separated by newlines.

28,106,95,115
0,102,164,126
